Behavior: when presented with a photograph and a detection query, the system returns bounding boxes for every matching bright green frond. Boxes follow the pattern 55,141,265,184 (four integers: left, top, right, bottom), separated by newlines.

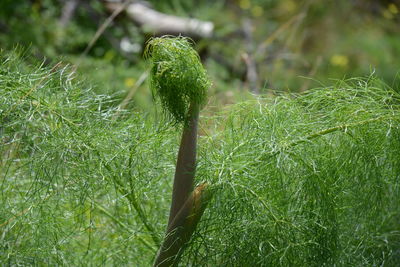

145,36,210,124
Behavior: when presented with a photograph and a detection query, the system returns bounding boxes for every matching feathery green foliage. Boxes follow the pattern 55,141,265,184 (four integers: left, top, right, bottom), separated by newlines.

145,36,210,123
0,51,177,265
1,51,400,266
187,77,400,266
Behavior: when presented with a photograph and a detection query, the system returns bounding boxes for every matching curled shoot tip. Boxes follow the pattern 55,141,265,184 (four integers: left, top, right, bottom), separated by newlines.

145,36,210,124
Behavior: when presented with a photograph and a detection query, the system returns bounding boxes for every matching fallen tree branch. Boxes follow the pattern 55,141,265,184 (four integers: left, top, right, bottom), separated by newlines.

104,0,214,38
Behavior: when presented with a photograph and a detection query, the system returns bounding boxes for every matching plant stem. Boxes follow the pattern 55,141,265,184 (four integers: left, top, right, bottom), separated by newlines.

154,183,212,267
167,102,200,227
152,101,206,266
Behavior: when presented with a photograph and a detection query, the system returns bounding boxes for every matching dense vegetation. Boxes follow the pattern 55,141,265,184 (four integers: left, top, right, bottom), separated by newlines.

1,0,400,266
1,50,399,265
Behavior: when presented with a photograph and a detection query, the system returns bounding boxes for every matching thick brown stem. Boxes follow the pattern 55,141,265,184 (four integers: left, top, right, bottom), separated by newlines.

153,102,209,266
154,183,212,267
167,102,199,227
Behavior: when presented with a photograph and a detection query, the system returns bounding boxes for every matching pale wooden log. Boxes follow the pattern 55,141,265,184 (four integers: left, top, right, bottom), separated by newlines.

104,1,214,38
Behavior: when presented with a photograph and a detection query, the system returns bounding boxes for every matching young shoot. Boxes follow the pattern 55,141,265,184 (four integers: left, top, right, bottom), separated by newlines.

145,36,212,266
145,36,210,124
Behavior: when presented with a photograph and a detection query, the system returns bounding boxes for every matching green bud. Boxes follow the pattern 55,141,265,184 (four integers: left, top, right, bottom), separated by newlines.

145,36,210,124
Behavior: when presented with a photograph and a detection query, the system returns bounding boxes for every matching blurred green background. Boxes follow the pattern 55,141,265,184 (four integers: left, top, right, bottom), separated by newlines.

1,0,399,111
1,1,400,265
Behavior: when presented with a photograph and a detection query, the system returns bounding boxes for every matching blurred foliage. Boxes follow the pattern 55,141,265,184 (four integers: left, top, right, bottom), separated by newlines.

0,0,399,111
